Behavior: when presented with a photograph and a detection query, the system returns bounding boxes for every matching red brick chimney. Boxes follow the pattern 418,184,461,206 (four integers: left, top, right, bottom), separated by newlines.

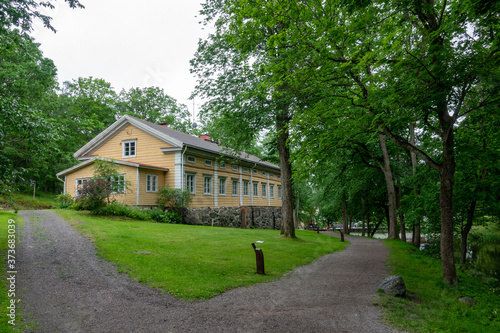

158,122,168,128
200,134,211,141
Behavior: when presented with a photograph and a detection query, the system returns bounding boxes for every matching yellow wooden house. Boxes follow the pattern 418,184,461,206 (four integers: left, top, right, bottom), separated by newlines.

57,115,283,209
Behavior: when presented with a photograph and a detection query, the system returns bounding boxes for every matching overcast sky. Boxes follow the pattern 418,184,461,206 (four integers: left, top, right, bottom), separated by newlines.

31,0,210,115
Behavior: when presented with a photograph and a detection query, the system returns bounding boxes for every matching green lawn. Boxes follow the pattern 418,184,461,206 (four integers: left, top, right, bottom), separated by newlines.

382,239,500,332
56,209,346,300
0,192,58,211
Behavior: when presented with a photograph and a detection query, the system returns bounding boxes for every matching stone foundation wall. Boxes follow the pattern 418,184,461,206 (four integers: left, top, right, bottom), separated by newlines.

184,206,282,230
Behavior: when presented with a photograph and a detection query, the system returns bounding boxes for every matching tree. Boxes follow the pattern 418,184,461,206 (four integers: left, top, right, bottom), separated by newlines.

0,0,83,194
59,77,119,143
76,159,129,211
193,1,299,237
0,29,59,194
117,87,193,134
0,0,83,33
226,0,499,284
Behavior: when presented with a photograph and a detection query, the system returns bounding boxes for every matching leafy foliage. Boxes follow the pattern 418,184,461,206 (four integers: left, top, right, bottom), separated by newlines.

156,185,192,212
117,86,194,134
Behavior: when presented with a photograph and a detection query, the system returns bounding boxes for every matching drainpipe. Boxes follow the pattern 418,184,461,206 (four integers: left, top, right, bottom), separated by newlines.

181,145,187,190
56,174,66,194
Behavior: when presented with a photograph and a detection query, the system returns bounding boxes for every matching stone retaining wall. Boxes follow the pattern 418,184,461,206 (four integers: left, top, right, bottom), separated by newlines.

184,206,282,230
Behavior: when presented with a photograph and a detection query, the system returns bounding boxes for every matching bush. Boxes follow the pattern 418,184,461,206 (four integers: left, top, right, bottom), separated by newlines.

76,178,110,212
156,185,192,210
92,203,155,221
149,208,182,224
56,193,74,209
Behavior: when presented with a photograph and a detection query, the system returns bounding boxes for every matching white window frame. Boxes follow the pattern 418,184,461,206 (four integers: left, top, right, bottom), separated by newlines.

270,184,275,199
203,175,212,195
219,177,226,195
261,182,267,198
243,167,249,173
219,161,226,169
187,155,196,163
270,172,274,178
253,169,257,175
243,180,249,196
262,171,266,176
75,177,90,196
232,179,238,196
146,174,158,193
110,174,126,194
122,139,136,158
186,173,196,194
253,181,259,198
278,185,282,199
232,165,238,171
277,174,281,180
205,159,212,167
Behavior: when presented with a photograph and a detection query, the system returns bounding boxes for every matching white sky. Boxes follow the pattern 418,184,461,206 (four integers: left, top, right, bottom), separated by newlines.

31,0,210,114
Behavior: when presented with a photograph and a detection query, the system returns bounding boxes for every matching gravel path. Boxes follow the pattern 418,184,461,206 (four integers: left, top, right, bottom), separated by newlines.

17,210,398,333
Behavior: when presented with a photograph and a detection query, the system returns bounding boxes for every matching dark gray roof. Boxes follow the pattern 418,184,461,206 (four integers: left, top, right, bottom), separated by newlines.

129,116,280,170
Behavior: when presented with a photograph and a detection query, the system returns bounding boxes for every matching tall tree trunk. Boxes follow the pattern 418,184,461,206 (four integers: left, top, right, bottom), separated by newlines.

361,198,366,237
341,194,349,234
439,112,457,284
396,177,406,242
409,123,421,249
367,212,371,237
460,200,476,264
371,215,383,237
294,188,300,229
379,133,399,239
277,112,295,238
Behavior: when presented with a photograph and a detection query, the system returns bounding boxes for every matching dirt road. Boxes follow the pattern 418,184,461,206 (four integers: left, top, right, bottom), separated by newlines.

17,210,397,332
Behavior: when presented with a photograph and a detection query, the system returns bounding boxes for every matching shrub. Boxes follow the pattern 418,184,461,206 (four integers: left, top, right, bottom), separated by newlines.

156,185,192,209
56,193,74,209
149,208,182,224
76,178,110,212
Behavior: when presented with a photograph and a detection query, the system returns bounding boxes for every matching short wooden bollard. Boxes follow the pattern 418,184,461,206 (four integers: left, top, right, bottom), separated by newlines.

252,241,265,275
340,231,345,242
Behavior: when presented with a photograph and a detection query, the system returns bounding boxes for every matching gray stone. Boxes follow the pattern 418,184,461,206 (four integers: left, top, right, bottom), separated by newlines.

184,206,282,230
459,297,476,306
378,275,406,297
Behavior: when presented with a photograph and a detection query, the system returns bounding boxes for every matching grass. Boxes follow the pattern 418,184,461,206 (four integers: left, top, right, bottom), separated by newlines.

56,209,346,300
381,239,500,332
0,211,24,332
0,192,58,211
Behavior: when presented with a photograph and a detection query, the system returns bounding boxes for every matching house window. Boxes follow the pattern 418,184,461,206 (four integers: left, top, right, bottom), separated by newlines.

232,179,238,196
146,174,158,192
204,175,212,195
123,139,136,158
243,167,249,173
253,182,258,197
220,161,226,169
277,174,281,180
243,180,249,196
75,178,90,196
262,171,266,176
253,169,257,175
186,173,196,194
278,185,282,199
262,183,267,198
232,165,238,171
187,156,196,163
111,174,126,193
270,172,274,178
270,184,275,199
219,177,226,195
205,159,212,167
